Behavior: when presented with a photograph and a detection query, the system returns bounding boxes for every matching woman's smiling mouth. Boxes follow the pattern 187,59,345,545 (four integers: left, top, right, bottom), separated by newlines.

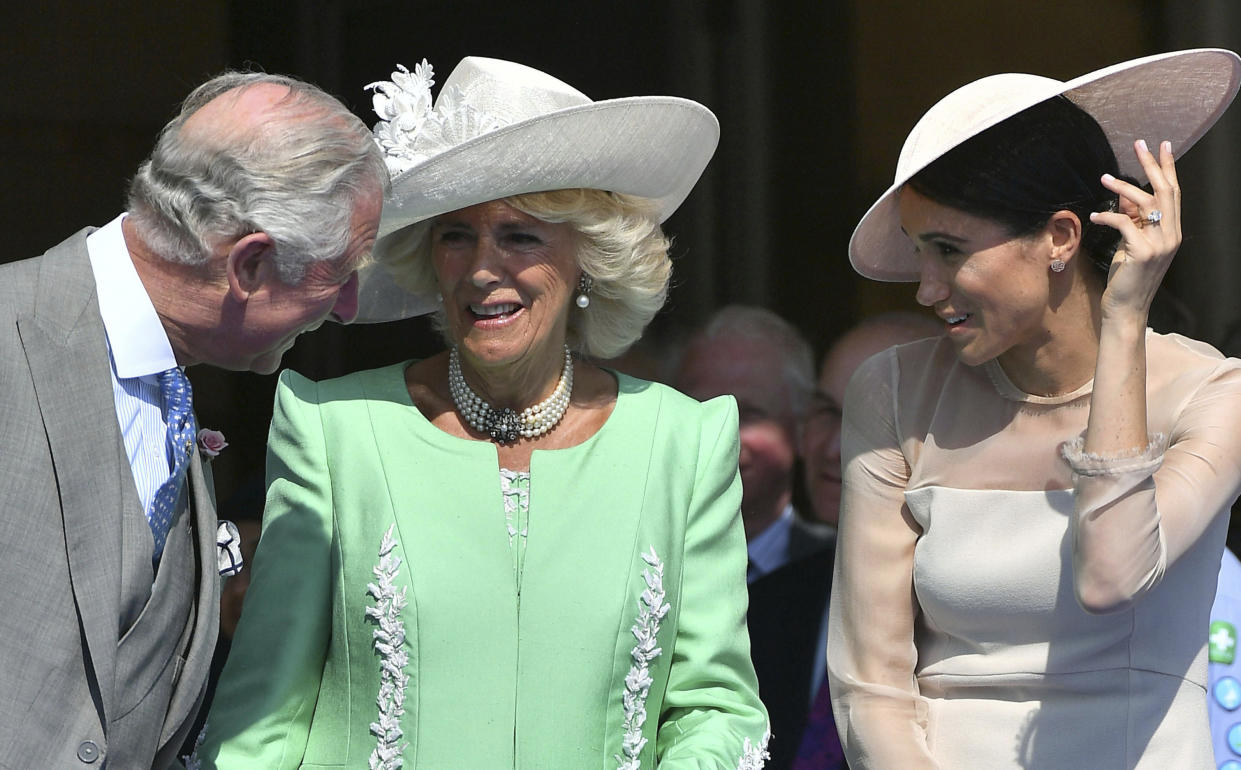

469,302,524,325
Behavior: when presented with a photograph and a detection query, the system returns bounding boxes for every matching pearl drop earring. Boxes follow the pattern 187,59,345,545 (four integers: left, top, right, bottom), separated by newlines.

575,274,593,309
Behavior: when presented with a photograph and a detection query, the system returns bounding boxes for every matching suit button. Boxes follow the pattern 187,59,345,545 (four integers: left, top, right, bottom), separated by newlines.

77,740,100,763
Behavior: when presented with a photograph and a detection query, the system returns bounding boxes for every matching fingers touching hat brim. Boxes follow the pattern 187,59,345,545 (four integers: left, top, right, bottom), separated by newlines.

850,48,1241,282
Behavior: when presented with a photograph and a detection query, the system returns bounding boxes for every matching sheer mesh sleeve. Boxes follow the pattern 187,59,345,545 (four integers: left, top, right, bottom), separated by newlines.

827,349,940,768
1063,358,1241,613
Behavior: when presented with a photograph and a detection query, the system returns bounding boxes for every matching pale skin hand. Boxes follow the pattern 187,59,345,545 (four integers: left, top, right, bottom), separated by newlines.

1084,139,1183,454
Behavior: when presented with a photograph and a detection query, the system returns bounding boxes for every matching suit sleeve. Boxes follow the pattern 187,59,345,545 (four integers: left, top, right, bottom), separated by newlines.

198,370,335,769
655,396,771,768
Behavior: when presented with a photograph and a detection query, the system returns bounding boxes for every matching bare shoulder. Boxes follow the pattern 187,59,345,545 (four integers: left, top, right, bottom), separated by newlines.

1146,329,1241,392
1147,329,1230,365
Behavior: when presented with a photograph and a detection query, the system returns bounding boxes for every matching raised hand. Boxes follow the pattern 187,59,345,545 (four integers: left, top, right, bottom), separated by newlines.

1088,139,1183,321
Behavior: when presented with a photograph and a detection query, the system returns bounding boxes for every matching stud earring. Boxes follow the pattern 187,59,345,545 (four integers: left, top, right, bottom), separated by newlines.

575,274,593,309
1050,258,1066,273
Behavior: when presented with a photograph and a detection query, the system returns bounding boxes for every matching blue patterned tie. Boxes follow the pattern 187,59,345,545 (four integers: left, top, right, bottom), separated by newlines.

149,367,197,560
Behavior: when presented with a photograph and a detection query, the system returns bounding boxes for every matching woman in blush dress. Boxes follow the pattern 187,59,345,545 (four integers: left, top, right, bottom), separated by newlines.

828,49,1241,768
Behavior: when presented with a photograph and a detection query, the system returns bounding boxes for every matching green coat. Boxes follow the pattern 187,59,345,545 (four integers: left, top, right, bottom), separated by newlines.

198,363,769,769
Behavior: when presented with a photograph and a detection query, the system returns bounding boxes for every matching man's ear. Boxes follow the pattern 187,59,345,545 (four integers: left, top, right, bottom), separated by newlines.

225,233,277,301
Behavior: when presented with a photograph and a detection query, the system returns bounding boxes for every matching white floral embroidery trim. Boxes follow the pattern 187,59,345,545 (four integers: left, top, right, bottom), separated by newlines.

365,525,410,770
182,722,207,770
615,546,671,770
737,725,772,769
500,469,530,545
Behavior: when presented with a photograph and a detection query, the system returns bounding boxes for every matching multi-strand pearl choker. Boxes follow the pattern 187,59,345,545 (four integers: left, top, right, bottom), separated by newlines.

448,346,573,444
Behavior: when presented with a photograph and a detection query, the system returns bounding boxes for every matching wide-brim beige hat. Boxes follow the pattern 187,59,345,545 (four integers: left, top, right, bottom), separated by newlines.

353,56,721,323
850,48,1241,282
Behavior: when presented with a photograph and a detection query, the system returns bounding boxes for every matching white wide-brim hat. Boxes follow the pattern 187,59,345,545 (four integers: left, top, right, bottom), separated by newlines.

354,56,721,322
850,48,1241,282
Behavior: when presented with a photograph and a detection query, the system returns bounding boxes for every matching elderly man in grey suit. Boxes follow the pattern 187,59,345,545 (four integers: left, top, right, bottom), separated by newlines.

0,72,385,768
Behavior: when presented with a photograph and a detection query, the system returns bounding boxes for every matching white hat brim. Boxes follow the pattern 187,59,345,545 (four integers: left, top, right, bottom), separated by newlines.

849,48,1241,282
354,94,719,323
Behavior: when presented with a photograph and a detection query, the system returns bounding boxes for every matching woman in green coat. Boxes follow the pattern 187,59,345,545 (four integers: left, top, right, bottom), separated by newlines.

195,56,769,769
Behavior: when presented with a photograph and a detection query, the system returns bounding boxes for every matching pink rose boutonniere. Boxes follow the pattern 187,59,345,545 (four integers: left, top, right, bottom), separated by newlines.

197,428,228,458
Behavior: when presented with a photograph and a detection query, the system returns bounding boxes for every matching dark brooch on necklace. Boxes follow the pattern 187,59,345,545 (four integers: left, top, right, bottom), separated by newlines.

448,345,574,446
486,408,522,444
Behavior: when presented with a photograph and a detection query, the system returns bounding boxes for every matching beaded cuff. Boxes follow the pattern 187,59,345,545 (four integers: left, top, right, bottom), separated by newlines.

737,727,772,769
1060,433,1167,477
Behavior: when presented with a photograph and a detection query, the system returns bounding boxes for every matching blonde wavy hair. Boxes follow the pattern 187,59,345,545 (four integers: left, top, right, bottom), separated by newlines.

376,189,671,359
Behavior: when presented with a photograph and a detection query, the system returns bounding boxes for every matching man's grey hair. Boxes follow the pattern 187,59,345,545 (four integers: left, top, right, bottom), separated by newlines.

694,304,816,417
127,71,388,284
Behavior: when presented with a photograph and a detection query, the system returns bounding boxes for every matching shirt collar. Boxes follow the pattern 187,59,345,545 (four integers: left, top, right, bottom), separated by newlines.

747,504,795,576
86,215,179,378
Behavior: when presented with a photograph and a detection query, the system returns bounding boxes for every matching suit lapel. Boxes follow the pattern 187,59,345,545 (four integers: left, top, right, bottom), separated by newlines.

159,452,219,746
16,231,125,722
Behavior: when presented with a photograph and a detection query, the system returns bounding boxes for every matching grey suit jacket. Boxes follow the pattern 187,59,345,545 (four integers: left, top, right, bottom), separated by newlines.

0,230,220,769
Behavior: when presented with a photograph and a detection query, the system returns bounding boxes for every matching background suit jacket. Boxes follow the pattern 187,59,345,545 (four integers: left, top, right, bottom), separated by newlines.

199,364,769,769
748,541,835,770
0,230,221,769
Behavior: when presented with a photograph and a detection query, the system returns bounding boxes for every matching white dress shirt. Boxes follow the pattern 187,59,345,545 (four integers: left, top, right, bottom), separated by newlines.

86,214,180,514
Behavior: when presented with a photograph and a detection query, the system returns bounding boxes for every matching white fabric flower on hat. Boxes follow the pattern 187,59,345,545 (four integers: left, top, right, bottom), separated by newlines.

366,59,506,175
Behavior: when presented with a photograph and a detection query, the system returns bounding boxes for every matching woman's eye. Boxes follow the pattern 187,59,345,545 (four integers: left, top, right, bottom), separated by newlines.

436,229,470,244
934,241,959,257
505,232,542,246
